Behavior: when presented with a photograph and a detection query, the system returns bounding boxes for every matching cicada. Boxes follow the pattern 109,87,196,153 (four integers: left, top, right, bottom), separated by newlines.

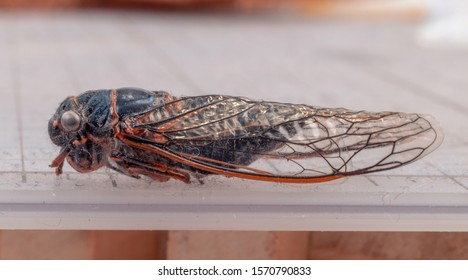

48,87,444,183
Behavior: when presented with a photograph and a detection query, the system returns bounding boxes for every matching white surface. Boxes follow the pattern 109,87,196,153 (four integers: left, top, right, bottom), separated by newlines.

0,11,467,230
419,0,468,46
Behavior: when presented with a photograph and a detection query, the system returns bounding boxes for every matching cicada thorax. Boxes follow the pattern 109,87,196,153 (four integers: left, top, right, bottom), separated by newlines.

113,89,176,146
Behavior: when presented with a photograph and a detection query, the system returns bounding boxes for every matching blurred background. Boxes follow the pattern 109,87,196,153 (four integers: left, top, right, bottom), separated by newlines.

1,0,468,259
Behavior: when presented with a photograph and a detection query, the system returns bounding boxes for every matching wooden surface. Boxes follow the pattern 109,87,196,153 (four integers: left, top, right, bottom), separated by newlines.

3,230,468,259
166,231,309,259
0,230,165,259
309,232,468,259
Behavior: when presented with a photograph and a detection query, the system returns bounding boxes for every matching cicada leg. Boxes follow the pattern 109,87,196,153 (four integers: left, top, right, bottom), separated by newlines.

107,158,141,179
50,146,71,175
109,154,191,183
110,159,173,182
127,166,171,182
108,156,173,182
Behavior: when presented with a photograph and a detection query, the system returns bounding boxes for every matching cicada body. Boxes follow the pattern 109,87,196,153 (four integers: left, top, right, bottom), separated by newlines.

48,87,444,183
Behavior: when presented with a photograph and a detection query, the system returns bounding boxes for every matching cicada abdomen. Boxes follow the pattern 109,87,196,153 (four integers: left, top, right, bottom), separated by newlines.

49,87,444,183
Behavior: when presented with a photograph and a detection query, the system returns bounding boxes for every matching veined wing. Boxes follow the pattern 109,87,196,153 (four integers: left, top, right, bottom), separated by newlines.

129,95,444,182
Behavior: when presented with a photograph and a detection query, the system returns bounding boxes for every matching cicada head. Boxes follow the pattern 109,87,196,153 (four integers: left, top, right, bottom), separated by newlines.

48,94,109,174
48,97,86,147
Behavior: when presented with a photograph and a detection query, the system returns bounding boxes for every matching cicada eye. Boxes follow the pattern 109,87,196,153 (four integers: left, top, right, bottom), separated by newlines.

60,110,81,132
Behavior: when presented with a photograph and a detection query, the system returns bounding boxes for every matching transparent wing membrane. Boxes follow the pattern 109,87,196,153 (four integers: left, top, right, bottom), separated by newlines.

131,95,444,181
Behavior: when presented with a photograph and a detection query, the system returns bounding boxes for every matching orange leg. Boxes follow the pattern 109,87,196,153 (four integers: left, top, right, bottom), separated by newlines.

127,167,170,182
109,154,191,183
107,157,141,179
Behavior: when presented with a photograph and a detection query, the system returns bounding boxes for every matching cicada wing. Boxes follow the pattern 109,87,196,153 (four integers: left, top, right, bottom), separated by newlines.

130,95,444,182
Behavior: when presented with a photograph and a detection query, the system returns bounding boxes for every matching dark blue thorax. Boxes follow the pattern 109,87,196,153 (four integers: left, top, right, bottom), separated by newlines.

115,88,159,119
